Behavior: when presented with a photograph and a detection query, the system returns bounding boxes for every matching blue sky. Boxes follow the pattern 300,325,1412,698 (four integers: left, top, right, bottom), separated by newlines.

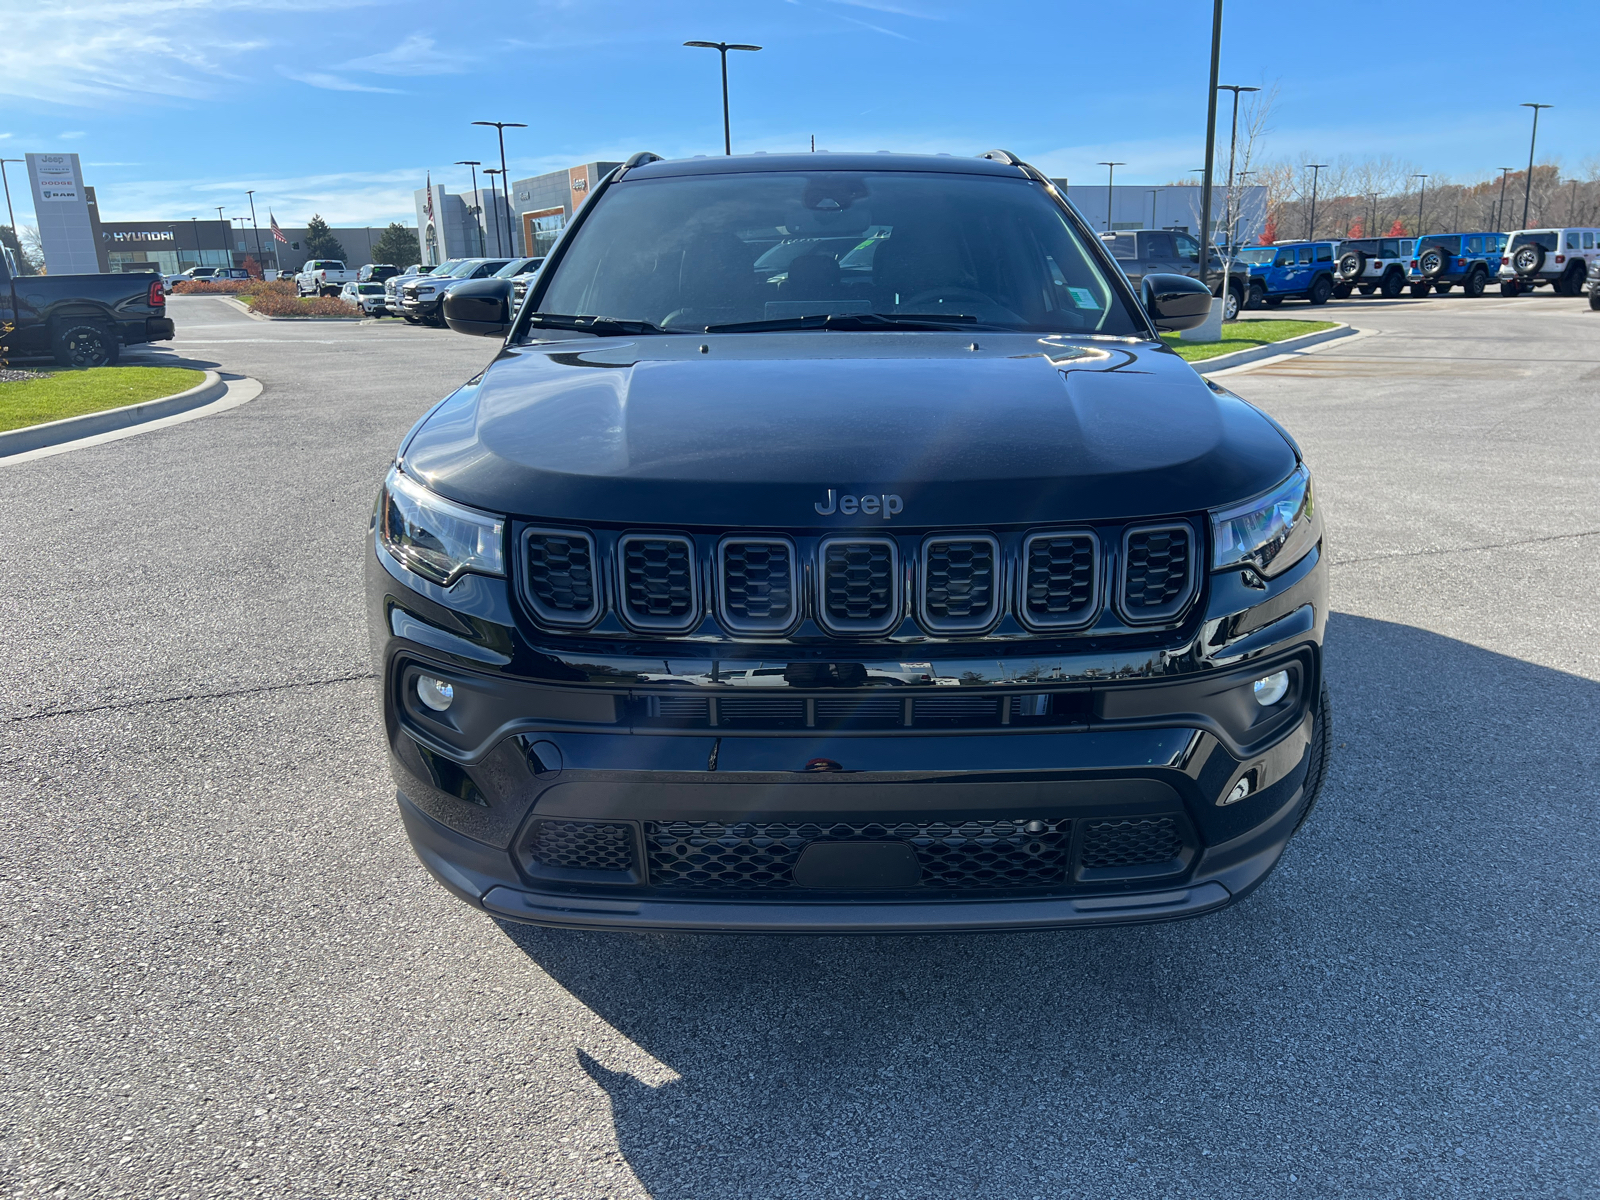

2,0,1596,229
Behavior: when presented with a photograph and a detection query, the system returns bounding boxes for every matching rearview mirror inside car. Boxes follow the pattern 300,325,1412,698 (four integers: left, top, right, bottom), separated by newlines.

1141,273,1212,332
443,279,514,338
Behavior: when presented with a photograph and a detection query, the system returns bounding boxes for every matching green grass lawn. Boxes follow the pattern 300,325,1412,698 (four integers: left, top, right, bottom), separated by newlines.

1161,319,1339,362
0,367,206,433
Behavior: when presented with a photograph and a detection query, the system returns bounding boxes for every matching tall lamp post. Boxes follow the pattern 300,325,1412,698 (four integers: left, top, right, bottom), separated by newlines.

1197,0,1224,287
455,161,485,256
1519,103,1551,229
1305,163,1328,240
471,120,526,255
1147,188,1162,228
244,189,265,269
1495,167,1515,231
1097,162,1125,232
1409,175,1428,236
190,216,201,271
683,41,763,155
215,207,228,266
1216,84,1259,253
483,169,505,259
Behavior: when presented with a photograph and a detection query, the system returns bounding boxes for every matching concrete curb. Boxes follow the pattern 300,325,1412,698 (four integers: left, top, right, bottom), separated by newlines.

1193,323,1357,375
216,295,363,323
0,370,227,458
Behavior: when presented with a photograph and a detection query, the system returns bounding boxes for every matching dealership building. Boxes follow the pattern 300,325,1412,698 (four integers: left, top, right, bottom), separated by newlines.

95,219,415,275
415,162,621,264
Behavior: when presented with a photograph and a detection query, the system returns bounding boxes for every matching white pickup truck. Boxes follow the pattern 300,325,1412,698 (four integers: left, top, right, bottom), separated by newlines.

296,259,356,297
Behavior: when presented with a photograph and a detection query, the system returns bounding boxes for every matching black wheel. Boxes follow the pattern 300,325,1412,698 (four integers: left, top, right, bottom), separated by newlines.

1462,267,1487,297
1434,283,1452,294
1358,284,1376,295
1557,265,1586,297
1332,282,1353,300
1417,245,1449,277
1409,282,1431,297
1223,284,1242,322
1590,284,1600,311
1293,684,1334,834
1500,280,1521,297
1246,281,1266,311
1308,275,1334,305
1513,243,1545,277
403,314,420,324
1336,250,1366,281
1263,295,1284,308
1380,271,1405,298
51,320,119,369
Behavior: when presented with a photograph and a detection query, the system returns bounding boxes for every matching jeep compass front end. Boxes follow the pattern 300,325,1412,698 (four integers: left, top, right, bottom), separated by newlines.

366,151,1330,933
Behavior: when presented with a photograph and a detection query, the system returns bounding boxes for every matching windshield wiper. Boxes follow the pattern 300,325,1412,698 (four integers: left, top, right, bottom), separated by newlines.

704,312,998,333
526,313,680,336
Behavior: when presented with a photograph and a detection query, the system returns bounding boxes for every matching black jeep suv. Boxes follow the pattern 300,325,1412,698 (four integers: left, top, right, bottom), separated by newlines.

366,151,1330,934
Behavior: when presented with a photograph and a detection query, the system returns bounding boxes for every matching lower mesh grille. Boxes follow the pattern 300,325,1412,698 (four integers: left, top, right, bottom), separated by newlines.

524,530,598,625
1122,525,1193,620
1078,817,1183,869
820,539,897,633
1022,532,1098,628
620,536,697,630
644,819,1072,891
526,819,635,872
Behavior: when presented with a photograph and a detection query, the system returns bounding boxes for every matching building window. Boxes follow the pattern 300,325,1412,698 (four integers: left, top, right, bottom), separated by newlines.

524,207,566,257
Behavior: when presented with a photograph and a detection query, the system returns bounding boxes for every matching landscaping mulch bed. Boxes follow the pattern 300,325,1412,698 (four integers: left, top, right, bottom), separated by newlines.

0,368,52,383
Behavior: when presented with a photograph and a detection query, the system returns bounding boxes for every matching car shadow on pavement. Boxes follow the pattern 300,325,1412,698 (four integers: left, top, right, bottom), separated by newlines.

499,612,1600,1199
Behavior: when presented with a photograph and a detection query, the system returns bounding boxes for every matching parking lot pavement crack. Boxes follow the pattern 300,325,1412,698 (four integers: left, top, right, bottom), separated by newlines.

3,671,379,723
1331,527,1600,568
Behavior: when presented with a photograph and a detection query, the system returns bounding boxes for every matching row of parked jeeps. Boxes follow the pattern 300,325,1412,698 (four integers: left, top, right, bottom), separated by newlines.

1105,223,1600,314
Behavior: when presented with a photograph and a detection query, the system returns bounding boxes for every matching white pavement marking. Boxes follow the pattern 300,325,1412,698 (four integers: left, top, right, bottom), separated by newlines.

0,376,265,465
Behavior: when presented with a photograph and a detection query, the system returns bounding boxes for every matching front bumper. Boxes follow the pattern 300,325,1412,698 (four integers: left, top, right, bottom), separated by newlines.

367,529,1328,933
402,295,442,317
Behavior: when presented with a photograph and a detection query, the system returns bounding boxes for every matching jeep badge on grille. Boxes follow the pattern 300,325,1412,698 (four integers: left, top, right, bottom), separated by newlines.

814,489,904,519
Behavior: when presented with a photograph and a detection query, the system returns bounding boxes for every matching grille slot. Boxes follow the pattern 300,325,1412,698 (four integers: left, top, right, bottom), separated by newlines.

814,696,903,726
1020,531,1099,629
618,534,699,632
913,695,1001,725
644,819,1072,892
919,535,1000,632
1119,524,1195,623
525,819,635,873
719,538,797,633
818,537,900,635
1078,817,1184,870
522,529,600,626
645,695,710,723
718,697,806,727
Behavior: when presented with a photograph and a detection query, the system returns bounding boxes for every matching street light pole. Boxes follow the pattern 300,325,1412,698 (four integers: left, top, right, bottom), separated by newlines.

683,42,763,155
1519,103,1551,229
1097,162,1125,232
1306,163,1328,240
456,161,485,256
1495,167,1515,231
1197,0,1224,279
216,206,228,266
1216,84,1259,253
1410,175,1428,236
1148,189,1161,228
190,216,201,271
472,121,527,255
245,189,265,269
483,169,504,260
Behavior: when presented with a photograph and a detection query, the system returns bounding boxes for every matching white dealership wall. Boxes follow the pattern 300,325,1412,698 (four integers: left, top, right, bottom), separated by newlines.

27,153,100,275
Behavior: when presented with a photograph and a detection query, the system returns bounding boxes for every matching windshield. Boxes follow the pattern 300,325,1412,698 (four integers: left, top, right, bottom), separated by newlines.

532,170,1141,335
1236,247,1276,265
493,259,536,279
427,260,463,276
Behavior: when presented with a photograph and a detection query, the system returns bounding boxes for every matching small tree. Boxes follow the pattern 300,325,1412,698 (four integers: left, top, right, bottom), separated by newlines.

242,254,261,278
1386,218,1405,236
1346,218,1364,239
1259,213,1277,245
303,214,347,260
371,222,420,266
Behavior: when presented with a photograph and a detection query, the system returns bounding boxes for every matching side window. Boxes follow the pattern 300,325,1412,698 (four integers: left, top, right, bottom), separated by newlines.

1567,232,1580,250
1315,245,1332,263
1142,232,1176,260
1173,232,1202,263
1465,236,1482,254
1585,233,1595,250
1295,247,1314,265
1108,234,1137,261
1274,249,1294,268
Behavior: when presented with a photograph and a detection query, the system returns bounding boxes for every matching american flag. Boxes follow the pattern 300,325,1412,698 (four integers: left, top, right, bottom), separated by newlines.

270,213,287,244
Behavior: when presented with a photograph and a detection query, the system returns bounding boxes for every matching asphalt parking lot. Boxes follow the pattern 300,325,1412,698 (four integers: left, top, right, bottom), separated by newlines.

3,292,1597,1199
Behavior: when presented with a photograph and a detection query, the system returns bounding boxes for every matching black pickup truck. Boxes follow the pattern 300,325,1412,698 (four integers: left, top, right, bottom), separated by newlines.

0,246,175,367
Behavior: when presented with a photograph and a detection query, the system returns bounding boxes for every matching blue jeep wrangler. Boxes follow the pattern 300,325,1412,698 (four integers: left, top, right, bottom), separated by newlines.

1237,241,1340,309
1412,232,1506,297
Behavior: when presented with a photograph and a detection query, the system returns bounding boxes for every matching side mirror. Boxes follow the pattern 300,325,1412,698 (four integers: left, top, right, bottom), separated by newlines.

443,279,514,337
1141,272,1212,331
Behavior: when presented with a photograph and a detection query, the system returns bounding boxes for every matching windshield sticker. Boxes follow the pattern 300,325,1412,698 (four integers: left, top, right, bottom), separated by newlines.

1067,287,1100,310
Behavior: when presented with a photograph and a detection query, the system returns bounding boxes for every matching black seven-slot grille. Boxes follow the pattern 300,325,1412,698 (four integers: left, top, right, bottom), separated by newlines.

516,816,1192,892
513,523,1200,636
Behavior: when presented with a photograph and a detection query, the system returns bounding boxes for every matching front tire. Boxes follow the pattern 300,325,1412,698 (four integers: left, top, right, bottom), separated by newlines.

1222,284,1242,322
1293,683,1334,834
52,320,119,369
1589,284,1600,311
1245,281,1266,311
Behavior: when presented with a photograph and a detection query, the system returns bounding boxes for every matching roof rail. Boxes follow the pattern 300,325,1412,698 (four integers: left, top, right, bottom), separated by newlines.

618,152,663,177
980,149,1022,166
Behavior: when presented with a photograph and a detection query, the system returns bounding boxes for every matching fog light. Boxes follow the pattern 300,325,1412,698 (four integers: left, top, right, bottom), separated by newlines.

1222,777,1252,805
417,675,454,712
1252,671,1289,706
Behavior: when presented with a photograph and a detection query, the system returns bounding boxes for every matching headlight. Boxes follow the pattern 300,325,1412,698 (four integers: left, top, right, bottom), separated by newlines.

416,287,436,296
1210,464,1320,577
378,466,505,586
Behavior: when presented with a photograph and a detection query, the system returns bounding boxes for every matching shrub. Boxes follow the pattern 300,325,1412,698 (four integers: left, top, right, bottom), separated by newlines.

242,290,360,318
171,279,254,294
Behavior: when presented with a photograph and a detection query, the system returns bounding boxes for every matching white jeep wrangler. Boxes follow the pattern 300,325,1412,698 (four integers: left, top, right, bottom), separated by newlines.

1498,228,1600,296
1333,237,1416,299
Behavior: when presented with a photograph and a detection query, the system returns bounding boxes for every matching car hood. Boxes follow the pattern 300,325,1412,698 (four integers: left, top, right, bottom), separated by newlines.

401,331,1297,527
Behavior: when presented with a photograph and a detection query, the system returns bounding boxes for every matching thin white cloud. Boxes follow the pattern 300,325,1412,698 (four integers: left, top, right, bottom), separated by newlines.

277,68,403,95
60,131,87,139
825,0,946,18
340,35,468,75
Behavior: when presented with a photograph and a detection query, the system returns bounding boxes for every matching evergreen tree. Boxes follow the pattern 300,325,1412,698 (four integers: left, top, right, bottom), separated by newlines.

302,214,347,260
371,222,420,266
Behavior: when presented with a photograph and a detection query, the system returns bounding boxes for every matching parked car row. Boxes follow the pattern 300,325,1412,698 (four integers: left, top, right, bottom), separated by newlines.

374,257,545,325
1102,224,1600,313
